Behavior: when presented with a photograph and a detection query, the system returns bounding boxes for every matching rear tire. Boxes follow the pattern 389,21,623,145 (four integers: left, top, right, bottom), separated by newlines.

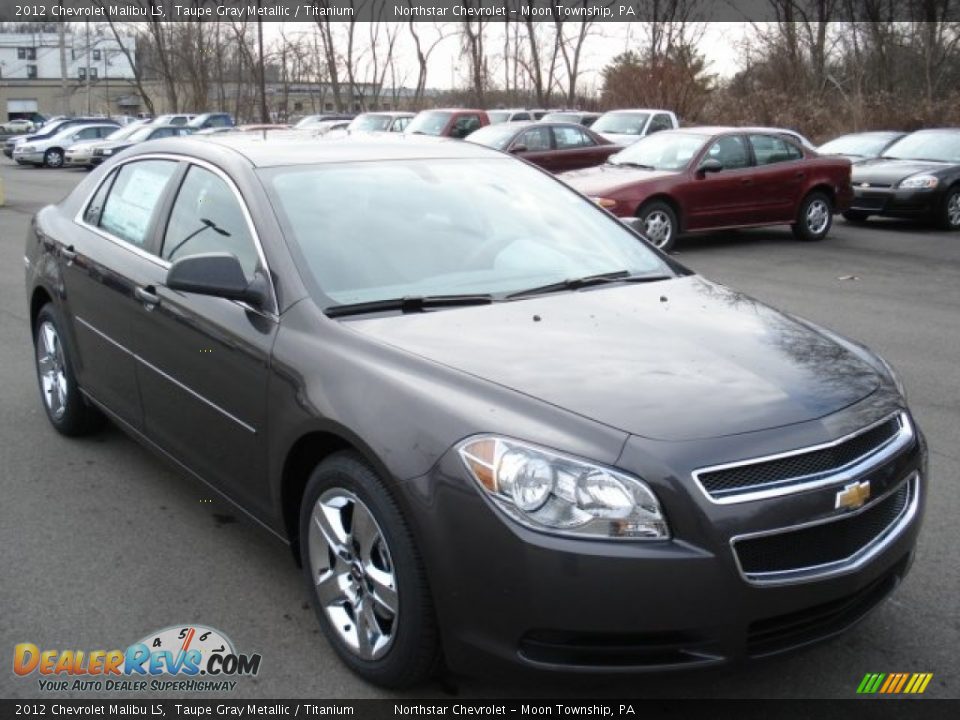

843,210,871,224
33,303,105,436
792,191,833,241
299,451,439,688
936,186,960,230
637,200,678,253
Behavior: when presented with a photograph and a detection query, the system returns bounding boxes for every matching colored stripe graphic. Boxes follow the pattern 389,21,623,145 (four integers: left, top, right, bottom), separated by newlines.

857,672,933,694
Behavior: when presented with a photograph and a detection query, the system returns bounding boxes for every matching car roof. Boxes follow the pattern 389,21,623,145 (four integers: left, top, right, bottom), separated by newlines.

419,108,485,114
135,133,506,168
601,108,670,114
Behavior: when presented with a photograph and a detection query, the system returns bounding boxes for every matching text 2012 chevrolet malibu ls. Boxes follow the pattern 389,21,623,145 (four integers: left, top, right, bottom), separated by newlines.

25,135,925,688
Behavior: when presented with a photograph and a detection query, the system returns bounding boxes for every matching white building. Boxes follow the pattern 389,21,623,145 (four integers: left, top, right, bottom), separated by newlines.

0,30,137,119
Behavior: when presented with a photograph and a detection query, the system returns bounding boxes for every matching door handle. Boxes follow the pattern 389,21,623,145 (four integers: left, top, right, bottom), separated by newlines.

795,171,806,179
135,285,160,309
741,178,754,185
61,245,77,262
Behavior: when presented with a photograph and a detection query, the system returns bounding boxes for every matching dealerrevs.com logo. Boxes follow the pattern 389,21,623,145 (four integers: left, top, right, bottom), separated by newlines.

13,625,262,692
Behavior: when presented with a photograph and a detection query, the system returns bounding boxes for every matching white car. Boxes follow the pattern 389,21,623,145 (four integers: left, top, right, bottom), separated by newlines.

13,123,118,168
1,118,35,134
64,122,148,169
592,109,679,146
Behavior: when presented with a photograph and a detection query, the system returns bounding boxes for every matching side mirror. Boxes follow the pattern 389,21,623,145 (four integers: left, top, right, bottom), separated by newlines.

697,158,723,175
165,252,268,306
509,143,528,154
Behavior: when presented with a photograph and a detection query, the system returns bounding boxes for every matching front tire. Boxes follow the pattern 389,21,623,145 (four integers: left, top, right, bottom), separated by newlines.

33,303,105,436
937,186,960,230
637,200,678,252
299,452,438,688
43,148,64,168
792,191,833,241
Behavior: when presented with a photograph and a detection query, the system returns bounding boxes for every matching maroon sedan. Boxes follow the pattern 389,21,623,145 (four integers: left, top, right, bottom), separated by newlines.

562,127,853,251
466,121,619,173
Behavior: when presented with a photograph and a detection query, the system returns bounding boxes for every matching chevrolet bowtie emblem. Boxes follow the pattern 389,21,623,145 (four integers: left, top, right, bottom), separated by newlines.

836,480,871,511
860,182,871,188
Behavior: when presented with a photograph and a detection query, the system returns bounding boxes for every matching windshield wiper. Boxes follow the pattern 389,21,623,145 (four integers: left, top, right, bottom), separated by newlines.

506,271,672,300
608,160,655,170
325,294,493,318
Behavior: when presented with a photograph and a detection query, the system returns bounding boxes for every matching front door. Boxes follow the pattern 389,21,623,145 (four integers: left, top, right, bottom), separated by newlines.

683,135,758,230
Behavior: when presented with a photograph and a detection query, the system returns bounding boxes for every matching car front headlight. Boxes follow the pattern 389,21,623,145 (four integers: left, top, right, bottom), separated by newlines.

101,148,114,156
18,145,34,152
590,196,619,210
877,354,907,398
457,436,668,540
899,175,939,189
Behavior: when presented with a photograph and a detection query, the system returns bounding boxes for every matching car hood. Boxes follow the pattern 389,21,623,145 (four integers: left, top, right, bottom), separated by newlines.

851,158,953,186
345,276,881,441
599,132,644,146
561,164,680,195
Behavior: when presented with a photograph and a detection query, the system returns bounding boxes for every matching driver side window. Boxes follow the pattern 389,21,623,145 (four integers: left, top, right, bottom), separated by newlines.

706,135,750,170
161,165,260,280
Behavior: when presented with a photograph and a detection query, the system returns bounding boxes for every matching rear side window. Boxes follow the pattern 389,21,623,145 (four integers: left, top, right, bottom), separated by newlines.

83,169,117,226
749,134,804,165
162,165,259,279
452,114,481,138
512,112,531,121
97,160,179,247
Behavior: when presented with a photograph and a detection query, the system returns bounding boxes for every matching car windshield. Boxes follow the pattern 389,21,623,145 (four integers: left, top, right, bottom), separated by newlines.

262,158,674,307
882,131,960,162
542,113,579,123
593,112,650,135
465,124,521,151
610,132,708,171
406,111,451,136
107,124,143,141
819,133,898,157
127,127,155,142
348,114,393,132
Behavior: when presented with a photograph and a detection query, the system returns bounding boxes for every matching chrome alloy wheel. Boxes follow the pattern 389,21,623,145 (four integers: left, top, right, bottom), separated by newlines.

806,198,830,235
36,321,68,420
947,192,960,227
308,488,399,660
644,210,673,248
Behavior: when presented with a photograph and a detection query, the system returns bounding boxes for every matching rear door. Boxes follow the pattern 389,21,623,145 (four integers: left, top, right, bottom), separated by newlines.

683,135,758,230
747,134,807,222
62,158,182,428
130,162,278,512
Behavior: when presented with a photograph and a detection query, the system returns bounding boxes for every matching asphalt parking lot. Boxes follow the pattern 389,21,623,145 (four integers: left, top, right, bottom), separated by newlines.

1,160,957,700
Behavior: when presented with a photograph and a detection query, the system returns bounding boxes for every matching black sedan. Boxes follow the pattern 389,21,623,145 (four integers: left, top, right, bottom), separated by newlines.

817,131,906,162
25,134,924,687
846,129,960,228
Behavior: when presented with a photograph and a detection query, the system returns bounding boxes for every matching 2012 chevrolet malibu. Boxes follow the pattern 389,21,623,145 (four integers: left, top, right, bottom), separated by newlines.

25,135,926,688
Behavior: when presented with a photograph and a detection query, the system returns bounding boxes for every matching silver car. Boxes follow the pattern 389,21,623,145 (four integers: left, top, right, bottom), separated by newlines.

13,124,117,168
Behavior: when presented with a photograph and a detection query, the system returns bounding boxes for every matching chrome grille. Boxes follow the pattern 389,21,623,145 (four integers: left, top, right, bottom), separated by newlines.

694,412,911,503
731,473,919,585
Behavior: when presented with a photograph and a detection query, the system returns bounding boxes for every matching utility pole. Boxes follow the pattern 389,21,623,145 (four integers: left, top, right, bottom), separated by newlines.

58,10,68,115
85,21,91,115
257,2,269,123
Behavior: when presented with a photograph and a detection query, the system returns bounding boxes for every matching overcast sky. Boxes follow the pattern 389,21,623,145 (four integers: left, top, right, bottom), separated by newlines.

268,22,750,91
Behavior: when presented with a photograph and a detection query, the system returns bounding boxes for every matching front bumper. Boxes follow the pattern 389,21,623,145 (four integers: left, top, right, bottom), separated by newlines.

13,150,43,165
398,406,926,676
851,186,938,218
